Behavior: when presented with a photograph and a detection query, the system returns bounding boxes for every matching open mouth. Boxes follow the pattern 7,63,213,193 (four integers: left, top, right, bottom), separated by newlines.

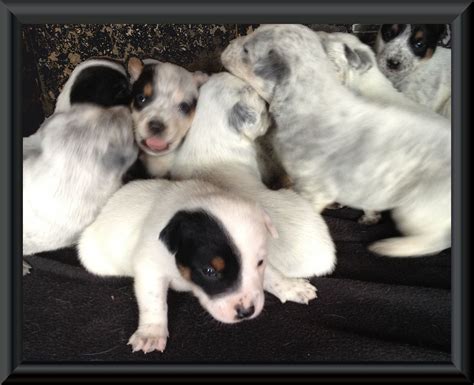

141,136,171,153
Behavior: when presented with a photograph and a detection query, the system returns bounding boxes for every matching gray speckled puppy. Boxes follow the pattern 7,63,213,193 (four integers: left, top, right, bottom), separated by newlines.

221,24,451,257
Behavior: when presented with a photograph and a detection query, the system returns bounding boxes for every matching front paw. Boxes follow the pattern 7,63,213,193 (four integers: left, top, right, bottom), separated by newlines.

266,277,318,305
128,323,169,353
23,261,32,276
358,210,382,225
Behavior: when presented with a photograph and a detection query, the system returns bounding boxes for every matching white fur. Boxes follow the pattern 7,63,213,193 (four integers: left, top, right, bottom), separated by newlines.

375,26,451,118
23,60,137,275
169,72,336,301
78,178,274,353
222,24,451,257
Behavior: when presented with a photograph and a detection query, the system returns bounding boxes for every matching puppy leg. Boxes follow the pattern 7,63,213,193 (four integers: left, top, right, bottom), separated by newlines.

358,210,382,225
264,264,317,304
294,181,336,213
128,272,170,354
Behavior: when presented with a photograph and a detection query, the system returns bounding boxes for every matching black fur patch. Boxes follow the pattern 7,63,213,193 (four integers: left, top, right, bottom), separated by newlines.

131,64,156,111
228,102,256,132
159,210,241,296
409,24,445,58
380,24,407,42
70,66,131,107
254,50,290,83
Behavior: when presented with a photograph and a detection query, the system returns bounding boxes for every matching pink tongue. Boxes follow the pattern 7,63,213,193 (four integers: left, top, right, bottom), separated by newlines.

145,136,169,151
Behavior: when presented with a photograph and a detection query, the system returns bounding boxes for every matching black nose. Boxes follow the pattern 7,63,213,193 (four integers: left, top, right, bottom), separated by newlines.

235,304,255,320
387,58,400,70
148,120,166,135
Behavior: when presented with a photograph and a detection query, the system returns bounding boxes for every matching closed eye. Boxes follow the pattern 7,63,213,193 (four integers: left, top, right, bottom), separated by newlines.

257,259,264,267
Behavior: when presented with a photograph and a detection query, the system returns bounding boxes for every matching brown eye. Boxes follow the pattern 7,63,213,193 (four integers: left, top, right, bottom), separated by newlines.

135,93,147,105
257,260,264,267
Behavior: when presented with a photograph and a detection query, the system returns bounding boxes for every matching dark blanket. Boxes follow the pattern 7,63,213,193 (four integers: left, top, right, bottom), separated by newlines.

23,207,451,363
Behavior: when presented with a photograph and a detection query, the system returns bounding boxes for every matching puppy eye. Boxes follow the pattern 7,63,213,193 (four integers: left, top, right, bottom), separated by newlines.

178,101,192,115
414,41,426,49
202,266,220,279
257,259,264,267
135,94,147,105
243,46,249,54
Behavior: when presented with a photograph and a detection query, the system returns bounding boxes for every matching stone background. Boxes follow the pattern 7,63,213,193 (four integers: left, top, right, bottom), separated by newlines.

21,24,451,135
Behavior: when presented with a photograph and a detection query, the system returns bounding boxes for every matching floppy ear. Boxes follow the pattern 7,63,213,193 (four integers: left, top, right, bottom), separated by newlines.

193,71,209,88
254,49,290,83
159,212,186,253
127,56,144,83
343,44,373,73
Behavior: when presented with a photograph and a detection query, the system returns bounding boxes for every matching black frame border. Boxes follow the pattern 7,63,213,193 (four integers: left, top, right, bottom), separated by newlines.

1,0,471,383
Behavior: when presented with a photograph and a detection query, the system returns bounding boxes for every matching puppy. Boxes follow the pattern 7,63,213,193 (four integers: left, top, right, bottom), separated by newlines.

23,59,138,274
169,72,335,302
78,178,276,353
127,57,208,177
317,31,451,225
222,24,451,257
374,24,451,118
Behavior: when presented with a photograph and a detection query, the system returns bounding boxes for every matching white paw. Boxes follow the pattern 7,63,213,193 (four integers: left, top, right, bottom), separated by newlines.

268,277,318,304
358,211,382,225
325,202,345,210
23,261,32,276
127,324,169,353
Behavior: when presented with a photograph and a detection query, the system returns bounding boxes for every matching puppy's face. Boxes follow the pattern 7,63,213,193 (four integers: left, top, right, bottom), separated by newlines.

127,57,208,156
375,24,445,83
160,204,277,323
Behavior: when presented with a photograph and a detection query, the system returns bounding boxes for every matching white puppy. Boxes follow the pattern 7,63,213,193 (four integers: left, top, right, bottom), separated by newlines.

126,57,208,177
23,59,138,274
374,24,451,118
222,24,451,257
169,72,336,302
78,178,276,353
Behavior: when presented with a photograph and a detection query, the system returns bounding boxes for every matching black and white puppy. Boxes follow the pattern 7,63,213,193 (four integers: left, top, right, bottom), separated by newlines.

23,59,138,274
375,24,451,118
78,178,277,353
127,57,208,177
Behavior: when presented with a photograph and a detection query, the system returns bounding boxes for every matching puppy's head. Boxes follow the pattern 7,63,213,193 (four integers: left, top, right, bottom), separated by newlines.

159,200,278,323
221,24,330,102
54,58,131,113
127,57,208,156
318,32,375,86
375,24,445,83
196,72,271,143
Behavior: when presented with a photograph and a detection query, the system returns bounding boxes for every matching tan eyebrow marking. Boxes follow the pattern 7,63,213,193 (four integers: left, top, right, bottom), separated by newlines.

210,256,225,272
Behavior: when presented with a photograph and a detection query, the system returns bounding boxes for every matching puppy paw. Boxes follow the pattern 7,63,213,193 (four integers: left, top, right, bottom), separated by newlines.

358,211,382,225
128,324,169,353
23,261,32,276
267,277,318,305
325,202,345,210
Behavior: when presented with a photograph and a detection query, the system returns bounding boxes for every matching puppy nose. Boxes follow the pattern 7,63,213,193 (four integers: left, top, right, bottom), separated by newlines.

387,58,400,70
235,304,255,320
148,120,166,135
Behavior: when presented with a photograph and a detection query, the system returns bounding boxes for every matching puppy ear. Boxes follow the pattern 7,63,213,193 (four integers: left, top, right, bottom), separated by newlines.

159,211,185,253
193,71,209,88
261,208,279,239
127,56,144,83
254,50,290,83
343,44,373,73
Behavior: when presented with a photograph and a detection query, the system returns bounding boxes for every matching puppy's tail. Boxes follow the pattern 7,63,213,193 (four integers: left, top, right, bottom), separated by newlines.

369,234,450,257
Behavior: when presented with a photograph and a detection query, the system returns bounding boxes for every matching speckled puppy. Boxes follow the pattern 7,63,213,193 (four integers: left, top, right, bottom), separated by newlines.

222,24,451,257
78,178,276,353
127,57,208,177
374,24,451,118
317,31,450,225
23,59,138,275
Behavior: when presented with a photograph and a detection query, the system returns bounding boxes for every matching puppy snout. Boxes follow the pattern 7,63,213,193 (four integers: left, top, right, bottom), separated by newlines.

386,58,400,70
235,304,255,320
148,120,166,135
